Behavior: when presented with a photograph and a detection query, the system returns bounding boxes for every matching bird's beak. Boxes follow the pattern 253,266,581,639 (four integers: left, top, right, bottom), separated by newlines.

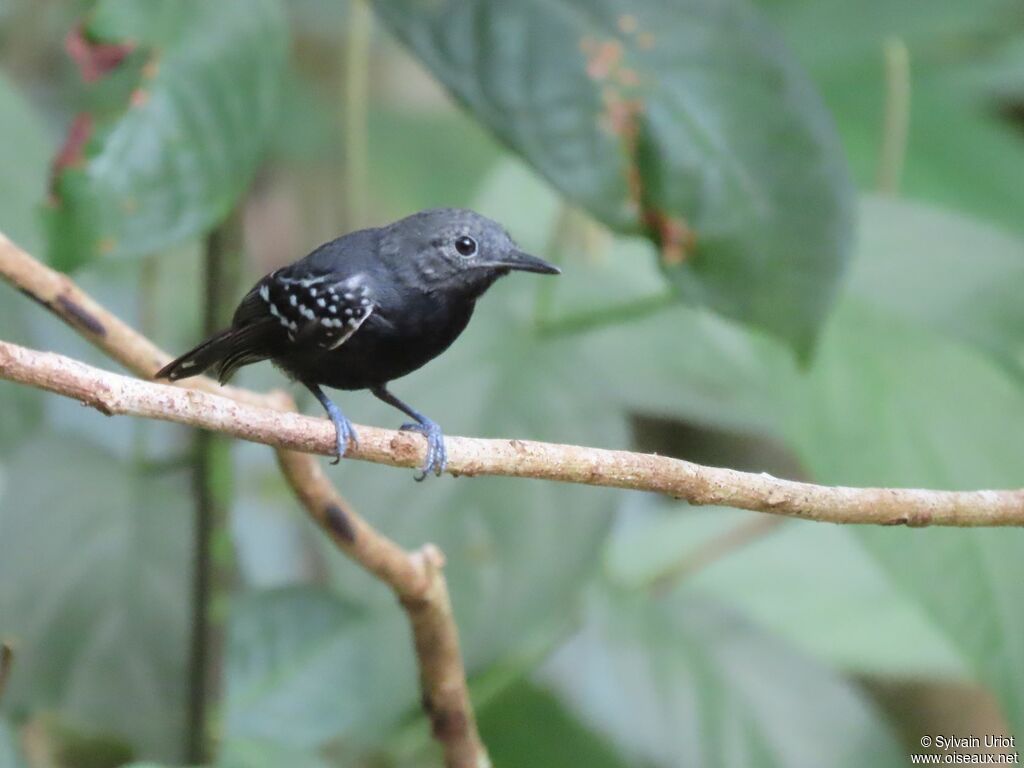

491,250,561,275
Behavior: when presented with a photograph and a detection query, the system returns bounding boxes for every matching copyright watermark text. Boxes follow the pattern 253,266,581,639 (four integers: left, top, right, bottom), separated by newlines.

912,734,1019,764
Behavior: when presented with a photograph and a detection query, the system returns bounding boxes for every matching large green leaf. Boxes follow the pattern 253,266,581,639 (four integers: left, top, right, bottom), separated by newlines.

369,0,855,353
606,500,965,678
0,433,191,761
850,196,1024,365
46,0,288,269
542,589,904,768
224,587,415,750
788,302,1024,736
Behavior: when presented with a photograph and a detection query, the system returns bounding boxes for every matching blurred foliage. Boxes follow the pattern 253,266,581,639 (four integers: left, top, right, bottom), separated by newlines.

46,0,288,270
542,588,904,767
1,0,1024,766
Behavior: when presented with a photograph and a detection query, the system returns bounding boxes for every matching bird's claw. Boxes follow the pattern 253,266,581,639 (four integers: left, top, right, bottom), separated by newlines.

329,418,359,465
400,420,447,480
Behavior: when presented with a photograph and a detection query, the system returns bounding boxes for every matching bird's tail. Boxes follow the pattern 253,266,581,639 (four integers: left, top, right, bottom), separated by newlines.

155,323,272,383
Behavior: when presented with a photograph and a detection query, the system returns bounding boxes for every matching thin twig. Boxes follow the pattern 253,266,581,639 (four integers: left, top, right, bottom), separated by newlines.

0,232,489,768
2,341,1023,528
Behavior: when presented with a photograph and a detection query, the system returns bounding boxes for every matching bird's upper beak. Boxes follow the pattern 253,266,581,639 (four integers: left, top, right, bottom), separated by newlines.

490,249,561,275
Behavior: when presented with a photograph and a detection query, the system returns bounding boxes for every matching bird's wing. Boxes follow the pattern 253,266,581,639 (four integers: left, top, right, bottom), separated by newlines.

245,270,376,349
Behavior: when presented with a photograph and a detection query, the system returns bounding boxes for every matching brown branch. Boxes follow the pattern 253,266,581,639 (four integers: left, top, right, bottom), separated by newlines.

0,231,271,408
0,232,487,768
2,340,1023,527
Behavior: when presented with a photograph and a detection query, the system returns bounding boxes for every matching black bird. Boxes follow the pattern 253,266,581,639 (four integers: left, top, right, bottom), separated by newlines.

157,208,559,478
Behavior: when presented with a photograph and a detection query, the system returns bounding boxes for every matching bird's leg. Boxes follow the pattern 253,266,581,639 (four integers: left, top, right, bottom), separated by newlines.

370,385,447,480
305,382,358,464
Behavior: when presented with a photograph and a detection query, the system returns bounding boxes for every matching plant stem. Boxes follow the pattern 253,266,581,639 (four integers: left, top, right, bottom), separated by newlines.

187,209,244,764
342,0,373,230
876,37,911,195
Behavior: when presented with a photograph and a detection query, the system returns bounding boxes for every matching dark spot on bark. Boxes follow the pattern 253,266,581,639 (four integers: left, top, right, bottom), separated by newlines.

430,707,468,741
57,294,106,336
17,288,50,312
324,503,356,544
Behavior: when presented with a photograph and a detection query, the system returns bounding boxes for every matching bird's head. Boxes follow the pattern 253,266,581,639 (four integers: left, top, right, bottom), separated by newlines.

384,208,559,297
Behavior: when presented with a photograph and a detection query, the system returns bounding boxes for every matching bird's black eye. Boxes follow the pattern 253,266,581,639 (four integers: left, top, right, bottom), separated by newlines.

454,236,477,257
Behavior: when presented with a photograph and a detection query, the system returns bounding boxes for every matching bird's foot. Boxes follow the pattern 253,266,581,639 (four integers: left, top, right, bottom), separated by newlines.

400,419,447,480
328,412,359,465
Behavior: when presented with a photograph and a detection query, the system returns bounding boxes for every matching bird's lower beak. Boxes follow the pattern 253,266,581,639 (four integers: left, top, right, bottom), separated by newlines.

493,250,561,275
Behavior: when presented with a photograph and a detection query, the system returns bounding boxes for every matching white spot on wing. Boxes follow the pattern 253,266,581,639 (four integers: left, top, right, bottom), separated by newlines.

322,303,374,349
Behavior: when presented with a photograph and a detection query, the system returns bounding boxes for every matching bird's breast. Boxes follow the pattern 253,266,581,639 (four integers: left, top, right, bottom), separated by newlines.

281,293,476,390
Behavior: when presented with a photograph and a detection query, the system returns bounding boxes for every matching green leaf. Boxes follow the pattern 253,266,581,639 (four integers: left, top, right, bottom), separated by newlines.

0,433,191,761
478,681,632,768
788,301,1024,736
543,589,905,768
224,587,416,750
850,196,1024,365
46,0,288,269
606,501,966,678
369,0,855,353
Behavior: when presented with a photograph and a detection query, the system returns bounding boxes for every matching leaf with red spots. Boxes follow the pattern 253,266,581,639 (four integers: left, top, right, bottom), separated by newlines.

46,0,288,270
64,22,135,82
369,0,854,355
